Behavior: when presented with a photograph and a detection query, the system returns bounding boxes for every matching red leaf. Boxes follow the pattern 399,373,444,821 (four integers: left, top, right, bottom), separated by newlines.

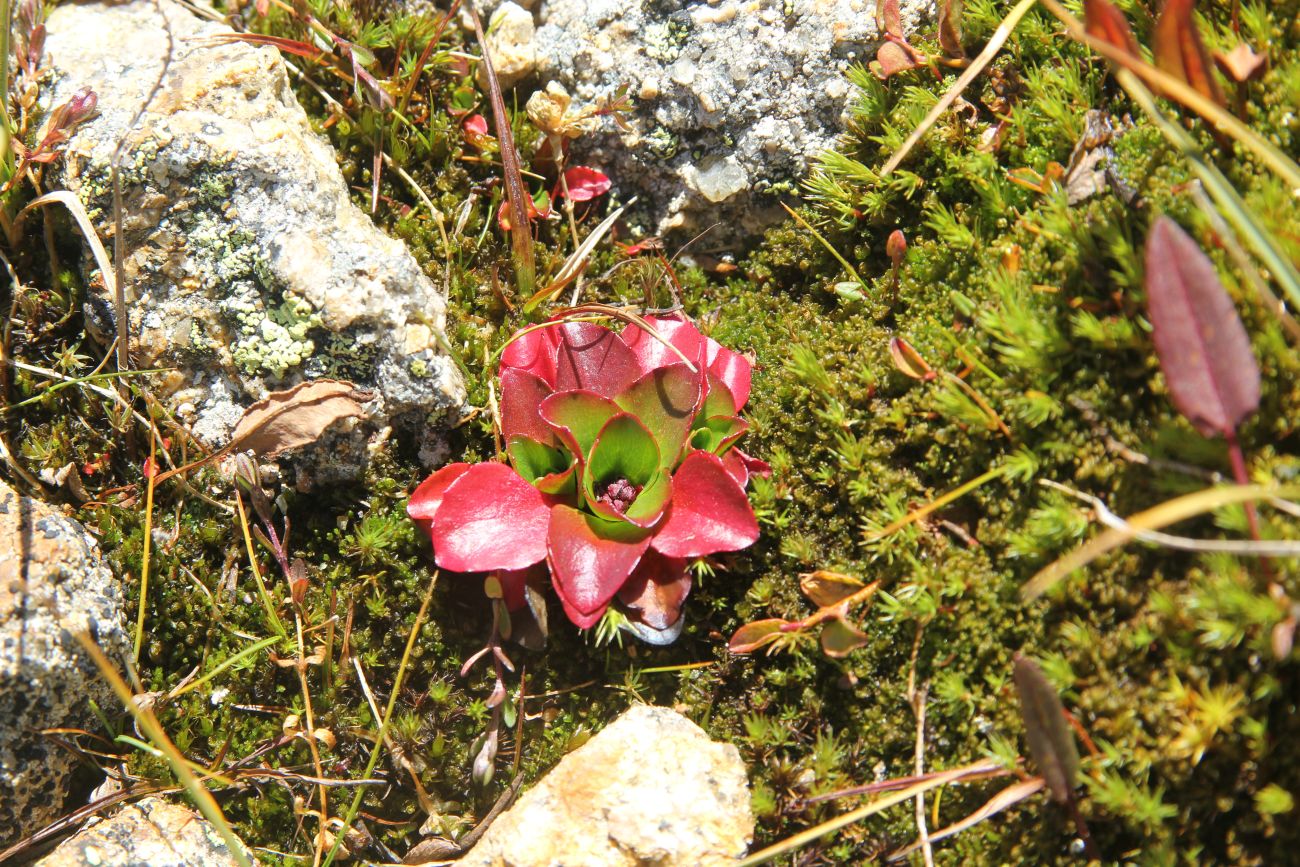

554,321,641,398
938,0,965,59
618,549,691,630
652,452,759,558
430,463,551,572
621,313,707,374
407,462,472,533
721,448,771,489
728,618,788,654
501,326,561,386
1145,216,1260,438
1153,0,1226,108
547,505,651,619
1084,0,1141,58
499,367,555,446
204,32,325,60
706,343,753,412
560,166,612,202
875,0,903,37
464,114,489,136
872,40,922,79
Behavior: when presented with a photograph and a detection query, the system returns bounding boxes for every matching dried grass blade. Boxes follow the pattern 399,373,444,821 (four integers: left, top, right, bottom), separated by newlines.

1022,483,1300,598
888,777,1046,861
523,201,631,312
469,6,535,296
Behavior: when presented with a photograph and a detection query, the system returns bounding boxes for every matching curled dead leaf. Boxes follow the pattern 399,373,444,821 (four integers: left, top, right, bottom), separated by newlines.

230,379,374,458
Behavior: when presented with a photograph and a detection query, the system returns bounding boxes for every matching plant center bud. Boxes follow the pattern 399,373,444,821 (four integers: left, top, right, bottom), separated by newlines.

596,477,641,514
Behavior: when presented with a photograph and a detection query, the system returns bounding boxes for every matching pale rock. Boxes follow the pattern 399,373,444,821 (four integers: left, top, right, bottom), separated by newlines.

691,155,749,204
0,480,130,847
476,2,538,90
35,798,251,867
534,0,930,246
459,704,753,867
44,0,465,484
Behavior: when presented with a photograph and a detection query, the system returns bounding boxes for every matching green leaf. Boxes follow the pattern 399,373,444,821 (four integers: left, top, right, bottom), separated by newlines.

585,414,660,497
539,390,621,463
507,436,570,483
615,364,701,470
690,415,748,455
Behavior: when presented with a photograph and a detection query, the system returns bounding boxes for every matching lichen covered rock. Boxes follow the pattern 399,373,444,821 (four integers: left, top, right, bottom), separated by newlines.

0,480,130,847
35,798,251,867
533,0,928,245
459,704,753,866
44,0,465,478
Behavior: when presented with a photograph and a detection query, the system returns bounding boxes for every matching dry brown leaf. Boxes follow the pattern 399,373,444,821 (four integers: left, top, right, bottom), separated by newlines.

231,379,374,458
1214,42,1267,83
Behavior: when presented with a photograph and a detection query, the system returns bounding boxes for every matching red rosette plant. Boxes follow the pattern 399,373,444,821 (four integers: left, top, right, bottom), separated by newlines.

409,313,768,644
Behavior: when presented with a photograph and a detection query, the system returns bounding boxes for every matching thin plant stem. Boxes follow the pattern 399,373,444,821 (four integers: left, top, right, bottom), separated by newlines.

132,424,159,662
881,0,1039,176
295,611,329,867
0,0,13,184
865,464,1008,543
323,570,439,867
233,488,288,638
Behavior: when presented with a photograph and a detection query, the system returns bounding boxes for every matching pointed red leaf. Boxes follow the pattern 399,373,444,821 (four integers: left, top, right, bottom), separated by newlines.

547,505,650,618
937,0,965,59
430,463,551,572
706,344,753,411
1084,0,1141,58
1153,0,1226,108
652,451,759,558
499,368,555,445
618,549,691,630
560,166,612,202
408,463,472,533
500,326,561,386
621,314,707,374
1145,216,1260,438
554,322,641,397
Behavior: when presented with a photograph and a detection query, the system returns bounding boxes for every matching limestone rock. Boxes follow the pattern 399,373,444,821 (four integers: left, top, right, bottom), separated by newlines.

533,0,929,246
459,704,753,867
0,480,130,848
476,2,538,89
44,0,465,482
34,798,251,867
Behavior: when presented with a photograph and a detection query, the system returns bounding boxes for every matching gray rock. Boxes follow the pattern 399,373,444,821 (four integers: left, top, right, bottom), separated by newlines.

533,0,929,247
44,0,465,480
0,480,130,848
459,704,753,867
34,797,251,867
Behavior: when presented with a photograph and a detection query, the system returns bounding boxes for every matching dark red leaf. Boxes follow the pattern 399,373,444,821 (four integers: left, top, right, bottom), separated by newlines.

559,166,612,202
547,504,650,619
618,549,691,630
872,40,922,79
1153,0,1226,108
1084,0,1142,58
1013,654,1081,804
499,367,556,446
407,462,472,534
554,321,641,398
652,452,759,558
430,463,551,572
621,314,707,374
1145,216,1260,438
